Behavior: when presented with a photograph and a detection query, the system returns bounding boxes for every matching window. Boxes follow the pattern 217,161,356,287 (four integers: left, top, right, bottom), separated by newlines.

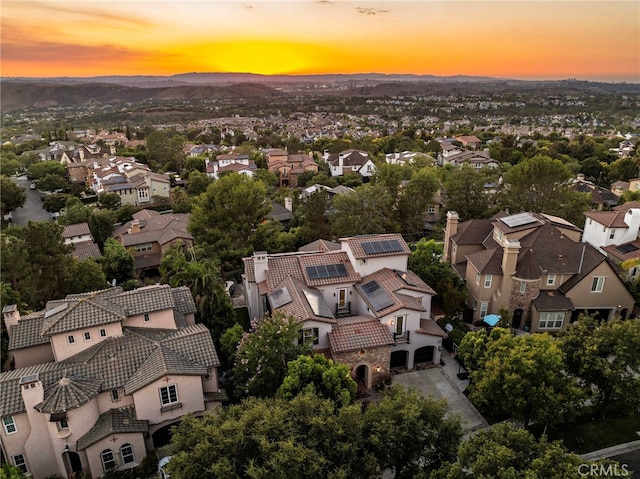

484,274,492,288
394,316,405,335
591,276,605,293
159,384,179,406
520,281,527,294
3,416,16,434
497,230,503,241
67,335,75,345
83,331,91,341
57,419,69,430
475,272,481,285
427,205,436,214
101,449,116,472
479,302,489,319
298,328,319,346
609,232,615,239
12,454,27,473
111,389,120,402
143,313,150,322
120,443,135,465
99,328,107,338
136,243,153,253
539,312,564,329
546,274,556,286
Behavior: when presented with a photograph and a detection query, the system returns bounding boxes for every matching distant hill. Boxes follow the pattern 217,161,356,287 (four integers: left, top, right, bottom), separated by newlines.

0,81,286,112
2,73,637,112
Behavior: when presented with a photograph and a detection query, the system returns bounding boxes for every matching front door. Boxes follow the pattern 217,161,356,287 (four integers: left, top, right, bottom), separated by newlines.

337,288,347,309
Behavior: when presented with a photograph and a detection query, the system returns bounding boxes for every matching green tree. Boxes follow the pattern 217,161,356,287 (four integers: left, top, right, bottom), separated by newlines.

442,165,489,221
408,238,466,312
27,161,66,180
58,197,89,226
98,192,122,210
69,258,108,293
0,177,26,216
220,323,245,366
365,386,462,479
501,155,573,214
42,192,69,213
167,393,378,479
278,354,357,407
0,463,27,479
397,168,440,236
170,188,192,213
608,156,639,182
297,190,332,243
99,238,136,285
159,243,235,342
460,329,582,428
429,422,624,479
88,209,116,252
186,170,212,196
234,312,309,398
332,183,397,237
189,173,271,268
559,316,640,419
36,173,69,192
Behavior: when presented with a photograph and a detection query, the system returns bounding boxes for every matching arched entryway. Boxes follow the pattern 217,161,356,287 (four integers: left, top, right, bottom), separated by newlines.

390,350,408,369
152,422,180,449
354,364,369,389
62,450,83,476
414,346,435,365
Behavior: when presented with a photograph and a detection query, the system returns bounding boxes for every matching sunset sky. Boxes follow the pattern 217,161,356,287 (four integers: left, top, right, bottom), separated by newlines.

2,0,639,81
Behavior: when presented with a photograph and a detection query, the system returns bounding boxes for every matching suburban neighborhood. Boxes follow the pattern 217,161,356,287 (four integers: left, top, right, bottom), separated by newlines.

1,76,639,478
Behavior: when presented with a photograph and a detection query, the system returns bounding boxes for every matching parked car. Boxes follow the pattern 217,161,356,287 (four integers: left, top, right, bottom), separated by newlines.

29,182,36,190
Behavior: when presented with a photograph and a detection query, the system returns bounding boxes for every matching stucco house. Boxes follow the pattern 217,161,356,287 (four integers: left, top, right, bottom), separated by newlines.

1,284,225,479
443,210,636,331
324,149,376,178
242,234,446,390
112,209,193,277
205,152,256,179
62,223,101,261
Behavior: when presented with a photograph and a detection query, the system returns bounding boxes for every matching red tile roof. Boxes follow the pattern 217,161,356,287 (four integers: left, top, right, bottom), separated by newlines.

343,233,410,259
329,316,394,353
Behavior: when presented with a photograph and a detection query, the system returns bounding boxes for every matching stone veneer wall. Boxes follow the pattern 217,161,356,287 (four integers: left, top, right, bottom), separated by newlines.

333,346,391,388
509,277,541,328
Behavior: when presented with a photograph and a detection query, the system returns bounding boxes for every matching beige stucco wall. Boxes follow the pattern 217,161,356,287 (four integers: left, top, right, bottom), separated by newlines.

0,413,31,470
84,432,147,478
96,389,134,413
21,381,56,479
132,375,204,425
451,243,484,266
395,288,433,319
564,262,635,317
202,368,219,393
300,320,334,349
125,309,176,329
51,322,123,362
12,343,54,369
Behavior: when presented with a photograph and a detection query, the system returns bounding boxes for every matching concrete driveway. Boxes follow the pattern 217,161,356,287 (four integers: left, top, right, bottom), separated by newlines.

392,356,488,435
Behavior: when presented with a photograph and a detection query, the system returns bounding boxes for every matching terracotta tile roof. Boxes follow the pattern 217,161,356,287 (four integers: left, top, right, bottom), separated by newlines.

8,312,48,350
614,201,640,212
35,375,102,414
63,222,91,239
298,251,361,287
115,213,192,247
343,233,411,259
583,210,629,228
76,407,148,451
416,319,448,337
269,276,337,324
298,239,341,253
71,241,101,261
329,316,394,353
356,268,428,318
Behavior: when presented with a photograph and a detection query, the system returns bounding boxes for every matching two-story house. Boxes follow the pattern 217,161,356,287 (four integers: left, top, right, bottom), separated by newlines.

62,223,101,261
266,151,318,187
1,284,225,479
242,234,446,390
324,149,376,178
112,209,193,277
205,152,256,179
443,210,635,331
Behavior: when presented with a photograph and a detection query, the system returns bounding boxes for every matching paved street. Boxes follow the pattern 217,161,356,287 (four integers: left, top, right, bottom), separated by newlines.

10,175,53,227
392,355,488,435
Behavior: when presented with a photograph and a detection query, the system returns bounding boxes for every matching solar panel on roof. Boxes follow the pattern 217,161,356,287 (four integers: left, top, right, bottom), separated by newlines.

362,239,403,255
360,280,395,312
302,289,334,318
44,302,69,319
615,243,639,254
268,287,292,309
306,264,349,280
501,212,538,228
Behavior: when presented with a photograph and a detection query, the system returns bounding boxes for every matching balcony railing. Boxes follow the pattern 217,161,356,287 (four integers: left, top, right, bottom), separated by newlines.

335,301,351,317
393,330,410,344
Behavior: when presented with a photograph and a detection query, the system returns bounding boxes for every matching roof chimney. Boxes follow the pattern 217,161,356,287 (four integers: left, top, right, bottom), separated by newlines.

129,220,141,234
2,304,20,338
284,197,293,212
253,251,269,283
443,211,459,263
501,240,521,277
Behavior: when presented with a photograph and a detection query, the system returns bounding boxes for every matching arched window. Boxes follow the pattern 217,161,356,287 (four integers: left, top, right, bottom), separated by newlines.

101,449,116,472
120,443,135,465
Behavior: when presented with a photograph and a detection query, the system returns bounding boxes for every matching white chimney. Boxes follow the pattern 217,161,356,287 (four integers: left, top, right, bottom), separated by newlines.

284,197,293,212
2,304,20,338
253,251,269,283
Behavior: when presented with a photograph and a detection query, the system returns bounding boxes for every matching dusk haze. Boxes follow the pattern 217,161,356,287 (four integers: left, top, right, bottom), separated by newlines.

2,0,639,82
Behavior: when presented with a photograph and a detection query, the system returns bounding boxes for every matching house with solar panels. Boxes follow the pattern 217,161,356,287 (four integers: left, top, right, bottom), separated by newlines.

443,210,635,332
242,234,447,389
0,284,226,479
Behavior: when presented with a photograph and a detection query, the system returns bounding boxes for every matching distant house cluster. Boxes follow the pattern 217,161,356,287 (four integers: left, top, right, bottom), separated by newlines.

1,284,225,479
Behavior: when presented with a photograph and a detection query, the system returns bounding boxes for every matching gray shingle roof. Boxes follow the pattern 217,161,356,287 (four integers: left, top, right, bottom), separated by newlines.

35,375,102,413
63,222,91,239
76,407,148,451
8,312,49,350
111,284,175,316
171,286,197,315
41,294,127,336
0,363,65,417
71,241,102,261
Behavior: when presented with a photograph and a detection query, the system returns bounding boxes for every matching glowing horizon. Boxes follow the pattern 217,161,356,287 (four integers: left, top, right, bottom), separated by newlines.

2,1,639,82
